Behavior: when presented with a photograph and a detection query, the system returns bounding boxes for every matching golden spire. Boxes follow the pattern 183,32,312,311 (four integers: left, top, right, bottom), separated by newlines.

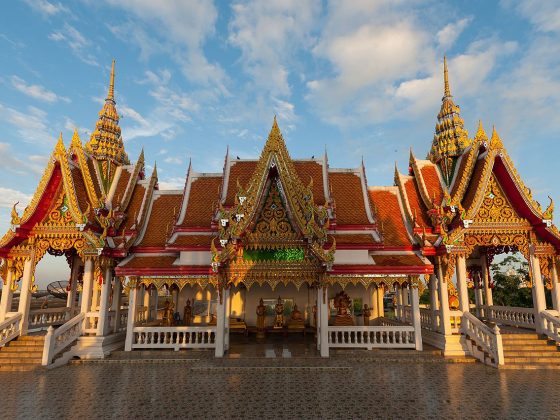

428,56,471,186
107,59,115,102
443,56,451,98
85,59,129,167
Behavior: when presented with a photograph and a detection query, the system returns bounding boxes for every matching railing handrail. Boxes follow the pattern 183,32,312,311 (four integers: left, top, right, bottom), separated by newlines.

29,307,71,315
483,305,535,313
0,312,22,331
328,325,414,332
42,313,85,366
541,310,560,344
133,325,216,332
462,312,495,336
461,312,503,366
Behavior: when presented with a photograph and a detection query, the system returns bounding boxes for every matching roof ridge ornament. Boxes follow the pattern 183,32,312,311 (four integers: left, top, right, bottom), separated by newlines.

443,55,451,99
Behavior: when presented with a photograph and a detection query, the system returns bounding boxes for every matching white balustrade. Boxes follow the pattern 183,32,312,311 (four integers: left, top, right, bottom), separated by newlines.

116,310,128,333
419,308,439,331
136,306,148,324
483,305,536,329
0,313,22,347
28,307,71,330
461,312,504,366
328,326,416,349
83,311,100,334
131,326,216,350
541,310,560,344
449,310,462,333
42,313,85,366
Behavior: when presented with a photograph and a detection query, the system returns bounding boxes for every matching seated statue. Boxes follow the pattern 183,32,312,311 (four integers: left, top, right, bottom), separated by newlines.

162,299,175,326
333,291,354,326
183,299,193,326
288,303,305,330
362,303,372,326
273,296,284,328
256,298,266,338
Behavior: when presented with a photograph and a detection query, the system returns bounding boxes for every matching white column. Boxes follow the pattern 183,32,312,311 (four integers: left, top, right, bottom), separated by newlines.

396,285,403,320
66,256,80,313
474,285,483,318
111,278,122,333
429,274,439,330
530,249,546,333
18,256,35,335
371,286,379,318
377,284,385,318
0,266,15,322
214,287,227,357
124,280,138,351
224,288,231,351
411,285,423,351
551,260,560,313
481,253,493,306
456,255,470,313
316,288,321,351
319,286,329,357
80,258,94,330
437,262,452,336
97,265,113,336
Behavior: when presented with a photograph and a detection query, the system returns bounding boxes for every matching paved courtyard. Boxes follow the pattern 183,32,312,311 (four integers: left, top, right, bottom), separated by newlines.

0,353,559,420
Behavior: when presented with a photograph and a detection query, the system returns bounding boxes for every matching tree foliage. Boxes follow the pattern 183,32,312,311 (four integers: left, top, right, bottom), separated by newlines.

490,255,533,308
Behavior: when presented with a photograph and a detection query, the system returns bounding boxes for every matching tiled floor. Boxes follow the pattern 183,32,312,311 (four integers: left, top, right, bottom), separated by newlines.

1,338,559,420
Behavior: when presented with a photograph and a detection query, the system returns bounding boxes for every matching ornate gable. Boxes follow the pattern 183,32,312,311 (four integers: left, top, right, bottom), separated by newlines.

473,176,525,225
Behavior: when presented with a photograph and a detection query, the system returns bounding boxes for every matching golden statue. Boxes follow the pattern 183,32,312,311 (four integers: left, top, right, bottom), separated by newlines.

183,299,192,326
162,299,174,326
362,303,371,326
288,303,305,331
256,298,266,338
333,291,354,326
274,296,284,328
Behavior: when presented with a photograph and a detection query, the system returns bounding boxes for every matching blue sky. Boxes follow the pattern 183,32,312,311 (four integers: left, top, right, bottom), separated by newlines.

1,0,560,282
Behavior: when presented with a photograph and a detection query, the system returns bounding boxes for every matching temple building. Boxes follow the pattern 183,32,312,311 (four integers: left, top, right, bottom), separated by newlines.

1,58,560,369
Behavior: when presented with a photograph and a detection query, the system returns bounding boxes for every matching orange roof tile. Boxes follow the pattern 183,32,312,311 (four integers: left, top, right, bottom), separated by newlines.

224,161,257,206
122,184,146,230
369,190,411,246
121,255,177,269
403,178,431,228
138,194,182,247
329,172,370,225
180,176,222,228
372,254,426,266
327,234,376,245
70,167,90,214
113,169,131,206
420,165,443,204
294,161,325,204
462,158,486,211
170,235,214,247
85,156,102,197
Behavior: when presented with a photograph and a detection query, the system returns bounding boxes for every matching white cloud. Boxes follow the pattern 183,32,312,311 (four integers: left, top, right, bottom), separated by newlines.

228,0,321,97
436,17,472,50
506,0,560,33
103,0,227,90
0,187,32,209
164,156,182,165
23,0,69,16
11,75,70,103
0,143,46,175
158,176,185,190
49,24,99,67
0,103,54,144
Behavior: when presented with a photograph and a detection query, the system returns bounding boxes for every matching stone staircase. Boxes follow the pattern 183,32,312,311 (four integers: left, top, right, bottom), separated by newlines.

0,336,45,372
501,331,560,369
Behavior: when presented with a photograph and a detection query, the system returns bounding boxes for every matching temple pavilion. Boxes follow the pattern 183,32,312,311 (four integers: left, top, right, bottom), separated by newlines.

1,58,560,369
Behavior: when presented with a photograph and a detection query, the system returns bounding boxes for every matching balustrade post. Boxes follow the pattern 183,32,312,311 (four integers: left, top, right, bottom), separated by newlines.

481,253,493,309
215,287,228,357
437,262,452,335
530,249,546,333
97,263,113,336
0,265,15,322
111,277,122,333
319,285,329,357
124,280,138,351
411,284,423,350
456,254,470,313
551,259,560,313
493,325,504,366
18,255,35,335
428,274,439,330
80,258,94,332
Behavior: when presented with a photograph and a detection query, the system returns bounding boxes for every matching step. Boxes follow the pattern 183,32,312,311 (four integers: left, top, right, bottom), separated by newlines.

501,339,551,346
0,358,42,364
504,351,560,357
0,365,41,372
501,334,540,339
0,351,43,358
500,364,560,370
18,335,46,341
504,357,560,364
1,345,44,352
6,340,44,347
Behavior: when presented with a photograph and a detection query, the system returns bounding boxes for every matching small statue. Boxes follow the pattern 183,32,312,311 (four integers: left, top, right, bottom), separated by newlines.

256,298,266,338
363,303,371,326
333,291,354,326
183,299,193,326
274,296,284,328
162,299,175,326
288,303,305,331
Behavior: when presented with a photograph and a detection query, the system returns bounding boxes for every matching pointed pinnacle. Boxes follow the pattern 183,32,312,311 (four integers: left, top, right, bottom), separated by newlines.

71,127,81,144
55,132,65,153
137,147,145,164
490,125,503,148
474,120,487,141
443,56,451,98
107,59,116,101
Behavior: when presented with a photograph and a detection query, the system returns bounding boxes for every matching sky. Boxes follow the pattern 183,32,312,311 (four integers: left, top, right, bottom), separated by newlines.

1,0,560,284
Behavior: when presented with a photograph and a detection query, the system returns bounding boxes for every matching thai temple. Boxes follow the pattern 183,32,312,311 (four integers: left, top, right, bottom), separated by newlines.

1,58,560,370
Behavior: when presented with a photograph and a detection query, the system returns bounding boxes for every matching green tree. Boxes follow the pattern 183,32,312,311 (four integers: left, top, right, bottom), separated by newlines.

490,255,533,308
